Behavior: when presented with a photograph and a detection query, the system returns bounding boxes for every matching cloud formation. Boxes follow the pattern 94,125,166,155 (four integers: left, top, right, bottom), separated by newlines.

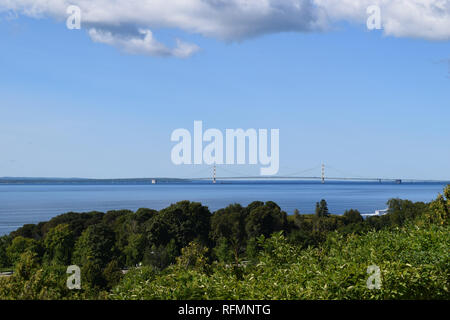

0,0,449,58
88,28,200,58
316,0,450,41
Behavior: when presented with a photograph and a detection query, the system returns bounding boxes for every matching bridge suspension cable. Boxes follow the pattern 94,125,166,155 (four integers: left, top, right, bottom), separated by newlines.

279,164,322,177
325,164,365,179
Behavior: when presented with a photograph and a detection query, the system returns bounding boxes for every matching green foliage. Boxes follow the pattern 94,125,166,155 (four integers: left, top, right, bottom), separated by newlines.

245,201,264,214
315,199,329,217
0,253,72,300
103,260,123,289
14,251,40,281
123,233,146,267
43,224,74,266
110,224,449,300
343,209,363,224
82,260,106,289
211,204,246,263
147,201,211,249
428,185,450,225
176,241,209,272
6,236,41,265
112,210,153,266
213,238,233,263
37,211,104,239
0,236,11,268
72,223,116,268
387,198,428,226
313,215,345,235
245,201,287,239
10,224,42,240
109,266,157,300
143,239,178,270
245,237,260,262
288,229,317,248
135,208,158,221
102,210,133,227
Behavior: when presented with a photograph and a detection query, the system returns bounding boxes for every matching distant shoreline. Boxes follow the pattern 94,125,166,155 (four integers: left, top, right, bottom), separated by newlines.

0,177,188,185
0,178,449,185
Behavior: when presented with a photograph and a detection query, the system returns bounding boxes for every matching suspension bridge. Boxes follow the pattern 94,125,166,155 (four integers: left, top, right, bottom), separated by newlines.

184,163,413,184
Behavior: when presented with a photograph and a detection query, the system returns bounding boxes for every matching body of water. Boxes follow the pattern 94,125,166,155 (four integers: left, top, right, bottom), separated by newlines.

0,181,447,235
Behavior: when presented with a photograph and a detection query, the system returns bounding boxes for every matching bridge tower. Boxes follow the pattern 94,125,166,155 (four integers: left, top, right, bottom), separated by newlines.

213,165,216,184
321,163,325,184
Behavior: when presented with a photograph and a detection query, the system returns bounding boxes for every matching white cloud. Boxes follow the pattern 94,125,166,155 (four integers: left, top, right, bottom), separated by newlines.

315,0,450,41
88,28,200,58
0,0,449,58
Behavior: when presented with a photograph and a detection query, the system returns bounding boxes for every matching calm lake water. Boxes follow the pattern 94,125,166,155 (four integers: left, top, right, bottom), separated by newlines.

0,181,448,236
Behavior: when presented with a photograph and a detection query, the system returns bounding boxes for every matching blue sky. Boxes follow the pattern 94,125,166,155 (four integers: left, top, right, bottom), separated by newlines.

0,12,449,180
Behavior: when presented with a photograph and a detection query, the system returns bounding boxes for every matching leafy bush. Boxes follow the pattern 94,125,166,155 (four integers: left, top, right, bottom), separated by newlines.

109,224,449,300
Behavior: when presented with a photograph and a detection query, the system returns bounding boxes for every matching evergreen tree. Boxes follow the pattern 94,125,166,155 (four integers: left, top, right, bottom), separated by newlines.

319,199,329,217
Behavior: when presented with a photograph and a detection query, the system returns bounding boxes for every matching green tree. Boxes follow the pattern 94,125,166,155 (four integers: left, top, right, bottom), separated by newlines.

245,202,287,239
211,204,247,264
72,223,116,268
135,208,158,222
428,185,450,225
343,209,363,224
102,209,133,227
245,236,262,262
43,224,74,266
10,224,41,240
14,251,40,281
6,236,41,265
146,201,211,249
245,201,264,215
321,200,329,216
387,198,427,226
213,237,233,263
123,233,146,267
175,241,209,271
113,210,154,265
40,211,104,239
82,260,106,289
315,202,321,217
143,239,178,270
103,259,123,289
0,236,11,267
